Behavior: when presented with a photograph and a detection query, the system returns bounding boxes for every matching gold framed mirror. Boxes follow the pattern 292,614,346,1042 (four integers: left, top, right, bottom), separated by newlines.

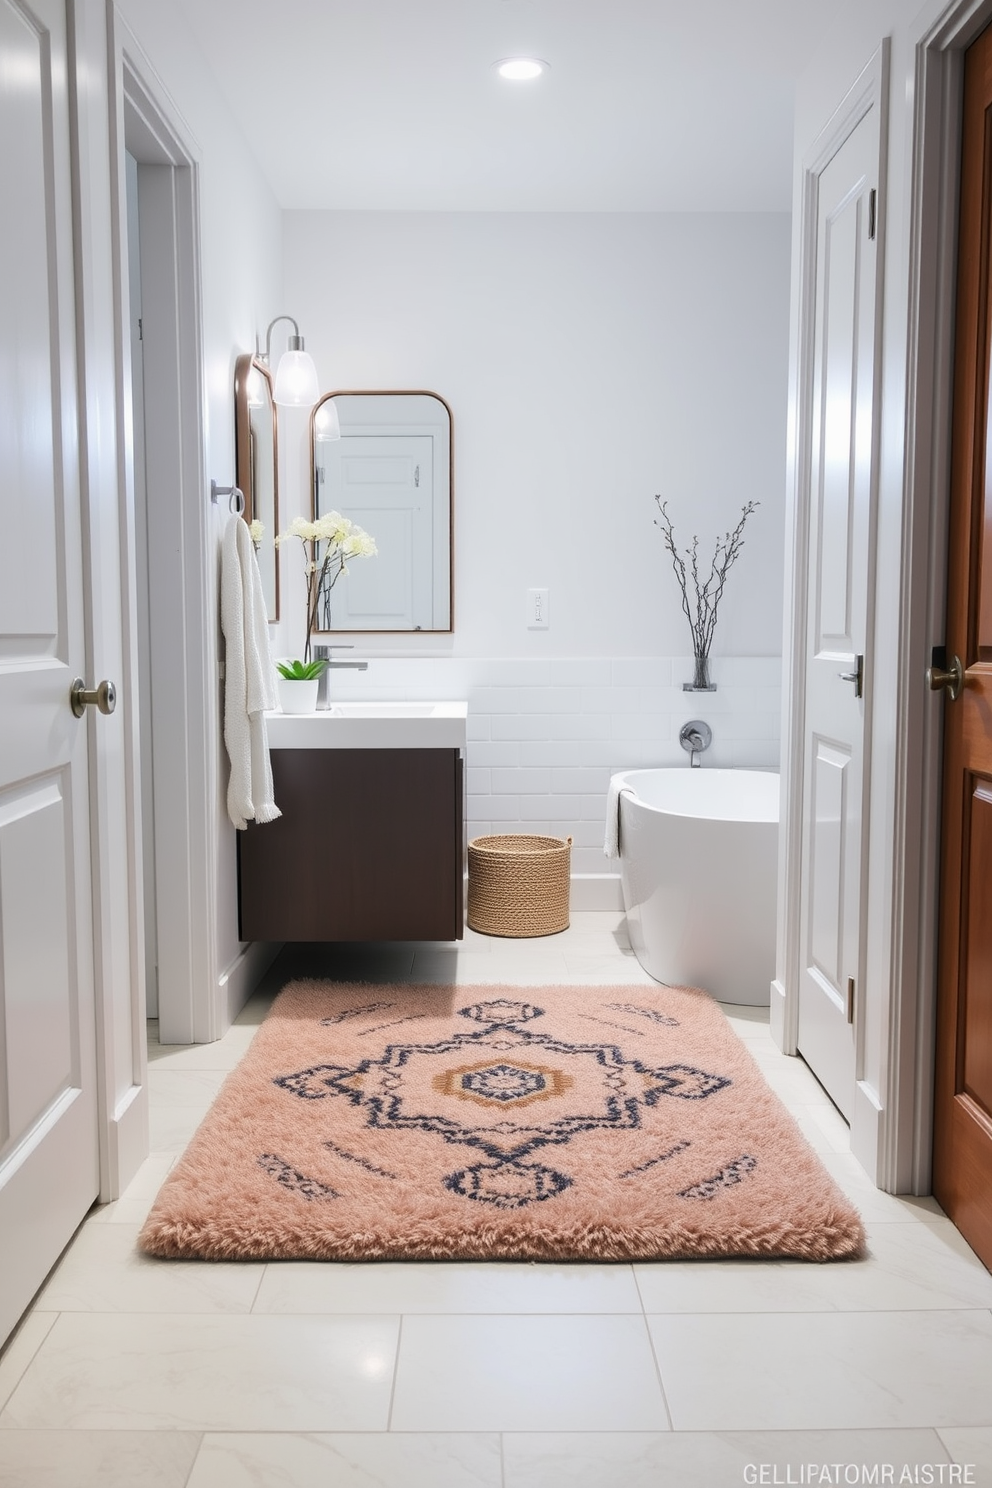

234,352,279,622
310,390,453,633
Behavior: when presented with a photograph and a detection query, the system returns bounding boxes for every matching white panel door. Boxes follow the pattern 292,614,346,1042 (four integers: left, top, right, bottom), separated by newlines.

0,0,100,1344
318,435,434,629
796,107,880,1120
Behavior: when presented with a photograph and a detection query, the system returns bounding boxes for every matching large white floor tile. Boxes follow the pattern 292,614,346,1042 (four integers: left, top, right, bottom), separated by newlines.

799,1099,855,1150
148,1103,214,1155
233,993,277,1026
745,1047,834,1106
503,1428,951,1488
186,1431,502,1488
147,1069,228,1153
634,1220,992,1314
146,1068,229,1106
792,1108,851,1155
253,1260,642,1315
0,1313,399,1431
147,1024,259,1070
0,1314,57,1413
817,1154,947,1225
36,1223,264,1314
561,952,657,978
937,1427,992,1477
0,1430,201,1487
717,1003,773,1036
391,1314,669,1432
556,930,634,956
411,953,571,985
648,1309,992,1430
87,1154,176,1227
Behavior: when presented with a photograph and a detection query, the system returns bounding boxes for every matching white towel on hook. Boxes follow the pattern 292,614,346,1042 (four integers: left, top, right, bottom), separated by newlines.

603,775,634,859
220,514,281,829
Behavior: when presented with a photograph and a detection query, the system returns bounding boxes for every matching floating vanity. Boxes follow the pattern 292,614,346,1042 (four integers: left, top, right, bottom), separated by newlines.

238,702,467,943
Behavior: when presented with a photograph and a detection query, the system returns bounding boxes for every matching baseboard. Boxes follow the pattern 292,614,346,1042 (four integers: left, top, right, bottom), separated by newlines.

102,1081,149,1202
769,976,788,1050
219,941,283,1029
851,1079,884,1190
570,873,624,911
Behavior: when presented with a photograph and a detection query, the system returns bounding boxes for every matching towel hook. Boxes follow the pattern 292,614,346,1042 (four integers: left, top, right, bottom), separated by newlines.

211,479,245,516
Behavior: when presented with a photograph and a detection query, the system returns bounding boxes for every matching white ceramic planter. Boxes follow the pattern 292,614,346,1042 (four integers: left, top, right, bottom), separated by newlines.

276,677,320,714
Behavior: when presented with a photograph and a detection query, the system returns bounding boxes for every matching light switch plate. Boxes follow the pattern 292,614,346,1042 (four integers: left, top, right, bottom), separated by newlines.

527,587,549,629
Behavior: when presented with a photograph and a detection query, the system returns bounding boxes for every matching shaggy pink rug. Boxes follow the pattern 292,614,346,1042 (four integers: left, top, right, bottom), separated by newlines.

139,982,865,1262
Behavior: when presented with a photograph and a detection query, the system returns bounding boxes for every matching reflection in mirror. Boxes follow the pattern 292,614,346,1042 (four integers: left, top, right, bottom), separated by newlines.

234,353,279,622
310,391,452,632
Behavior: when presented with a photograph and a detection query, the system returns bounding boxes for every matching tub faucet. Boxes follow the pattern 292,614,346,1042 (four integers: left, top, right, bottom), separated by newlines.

679,719,713,767
313,644,368,709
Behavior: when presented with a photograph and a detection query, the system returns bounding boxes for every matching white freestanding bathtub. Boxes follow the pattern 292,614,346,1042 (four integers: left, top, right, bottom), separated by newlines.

614,768,779,1005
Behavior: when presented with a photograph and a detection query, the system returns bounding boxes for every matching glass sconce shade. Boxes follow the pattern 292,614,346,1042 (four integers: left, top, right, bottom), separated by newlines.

273,348,320,407
313,399,341,441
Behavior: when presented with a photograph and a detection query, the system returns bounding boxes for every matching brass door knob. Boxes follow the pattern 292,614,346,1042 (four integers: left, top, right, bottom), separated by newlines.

70,678,117,718
925,654,964,701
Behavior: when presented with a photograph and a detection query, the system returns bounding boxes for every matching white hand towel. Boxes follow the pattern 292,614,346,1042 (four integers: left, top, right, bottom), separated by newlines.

603,775,634,859
221,514,281,829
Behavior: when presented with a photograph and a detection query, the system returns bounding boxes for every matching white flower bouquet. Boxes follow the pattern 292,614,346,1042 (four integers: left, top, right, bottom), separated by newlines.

273,512,377,674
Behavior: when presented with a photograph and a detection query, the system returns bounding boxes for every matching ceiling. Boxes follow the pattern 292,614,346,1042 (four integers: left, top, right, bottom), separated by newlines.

177,0,832,213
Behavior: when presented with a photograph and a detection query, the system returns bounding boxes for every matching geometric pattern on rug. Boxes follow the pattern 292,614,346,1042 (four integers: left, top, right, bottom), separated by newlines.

138,981,866,1263
273,996,732,1210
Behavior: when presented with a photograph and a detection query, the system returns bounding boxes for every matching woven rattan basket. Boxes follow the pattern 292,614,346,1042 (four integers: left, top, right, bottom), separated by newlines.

466,833,572,937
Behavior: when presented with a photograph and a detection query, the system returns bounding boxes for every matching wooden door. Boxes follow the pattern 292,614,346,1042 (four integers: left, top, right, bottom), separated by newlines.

796,105,881,1120
932,22,992,1271
0,0,101,1343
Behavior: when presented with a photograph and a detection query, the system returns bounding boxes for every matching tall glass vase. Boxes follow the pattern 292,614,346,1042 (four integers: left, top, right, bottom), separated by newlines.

683,652,717,692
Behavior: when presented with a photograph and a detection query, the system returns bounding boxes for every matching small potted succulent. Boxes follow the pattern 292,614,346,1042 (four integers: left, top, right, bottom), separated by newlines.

273,512,377,712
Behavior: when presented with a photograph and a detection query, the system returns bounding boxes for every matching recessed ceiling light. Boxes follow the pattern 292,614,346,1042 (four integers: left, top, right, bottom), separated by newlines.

494,57,549,82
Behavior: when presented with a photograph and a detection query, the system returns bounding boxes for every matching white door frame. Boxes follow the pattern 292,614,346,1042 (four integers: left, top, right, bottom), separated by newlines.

106,12,219,1044
773,45,888,1126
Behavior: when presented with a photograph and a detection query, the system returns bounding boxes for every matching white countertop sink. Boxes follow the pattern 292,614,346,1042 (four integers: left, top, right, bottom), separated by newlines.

264,700,467,751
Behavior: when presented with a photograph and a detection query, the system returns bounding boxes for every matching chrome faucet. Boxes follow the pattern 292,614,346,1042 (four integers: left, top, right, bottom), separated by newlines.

679,719,713,768
313,643,368,709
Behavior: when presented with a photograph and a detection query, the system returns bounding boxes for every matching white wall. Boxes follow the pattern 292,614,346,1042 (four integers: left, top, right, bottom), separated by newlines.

115,0,283,1001
281,212,791,875
283,211,790,658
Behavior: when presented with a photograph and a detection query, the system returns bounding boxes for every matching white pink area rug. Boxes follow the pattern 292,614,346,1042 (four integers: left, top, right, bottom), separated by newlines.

139,981,864,1262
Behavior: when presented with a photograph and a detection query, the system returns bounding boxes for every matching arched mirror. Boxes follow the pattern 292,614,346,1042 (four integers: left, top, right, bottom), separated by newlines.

310,390,452,632
234,352,279,622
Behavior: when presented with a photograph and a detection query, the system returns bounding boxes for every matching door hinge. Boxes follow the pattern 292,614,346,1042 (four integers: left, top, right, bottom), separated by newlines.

846,976,855,1025
868,188,877,240
137,316,143,341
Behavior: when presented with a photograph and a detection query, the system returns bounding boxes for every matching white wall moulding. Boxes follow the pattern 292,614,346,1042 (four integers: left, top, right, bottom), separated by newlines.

218,940,282,1029
569,875,625,913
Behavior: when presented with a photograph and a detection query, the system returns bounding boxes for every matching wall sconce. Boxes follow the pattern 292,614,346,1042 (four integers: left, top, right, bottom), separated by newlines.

258,315,321,409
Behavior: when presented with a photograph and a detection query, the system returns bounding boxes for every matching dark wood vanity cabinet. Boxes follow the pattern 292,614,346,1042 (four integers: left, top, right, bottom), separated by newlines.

238,748,464,942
